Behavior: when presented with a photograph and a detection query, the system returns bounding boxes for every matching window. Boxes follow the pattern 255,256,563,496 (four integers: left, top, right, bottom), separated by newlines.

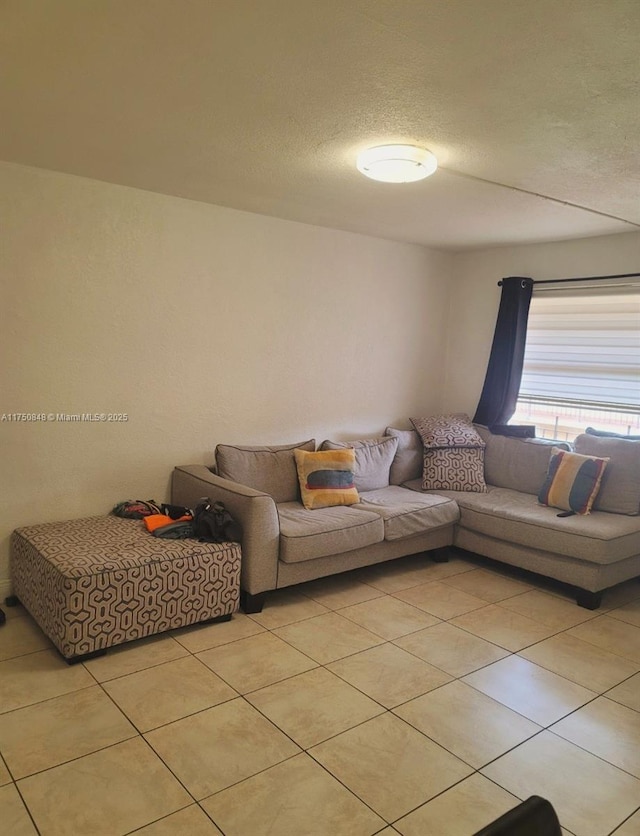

510,283,640,442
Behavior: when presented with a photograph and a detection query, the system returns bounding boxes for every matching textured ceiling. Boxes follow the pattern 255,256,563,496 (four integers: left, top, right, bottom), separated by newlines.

2,0,639,250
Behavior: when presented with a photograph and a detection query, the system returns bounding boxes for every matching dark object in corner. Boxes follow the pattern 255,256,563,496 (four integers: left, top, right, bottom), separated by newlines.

473,795,561,836
489,424,536,438
2,593,21,626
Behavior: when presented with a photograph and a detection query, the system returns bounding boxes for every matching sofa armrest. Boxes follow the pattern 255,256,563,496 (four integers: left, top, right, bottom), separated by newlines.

171,465,280,595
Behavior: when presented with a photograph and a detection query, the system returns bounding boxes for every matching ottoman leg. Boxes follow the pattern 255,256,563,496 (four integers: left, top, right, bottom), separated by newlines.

201,612,233,625
65,648,108,666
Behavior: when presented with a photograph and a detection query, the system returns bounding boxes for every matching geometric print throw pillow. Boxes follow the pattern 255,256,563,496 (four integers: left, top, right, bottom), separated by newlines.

421,447,487,492
410,413,486,449
411,414,487,492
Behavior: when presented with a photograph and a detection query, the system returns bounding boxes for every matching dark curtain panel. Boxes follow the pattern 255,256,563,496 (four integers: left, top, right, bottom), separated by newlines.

473,276,534,427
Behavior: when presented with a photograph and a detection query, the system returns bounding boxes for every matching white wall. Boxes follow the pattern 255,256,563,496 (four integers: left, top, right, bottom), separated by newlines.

443,231,640,416
0,162,453,589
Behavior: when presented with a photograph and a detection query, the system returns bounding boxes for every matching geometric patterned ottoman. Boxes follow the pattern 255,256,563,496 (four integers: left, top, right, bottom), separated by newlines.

9,515,241,663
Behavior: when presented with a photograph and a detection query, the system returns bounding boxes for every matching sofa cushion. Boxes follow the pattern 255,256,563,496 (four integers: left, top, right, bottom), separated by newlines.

294,448,359,510
385,427,423,485
574,433,640,515
586,426,640,441
355,486,459,540
215,439,315,503
538,448,609,516
277,502,383,563
432,486,640,565
475,424,570,496
320,437,399,491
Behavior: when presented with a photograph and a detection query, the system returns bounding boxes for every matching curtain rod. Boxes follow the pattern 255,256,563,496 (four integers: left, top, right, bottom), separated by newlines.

497,271,640,286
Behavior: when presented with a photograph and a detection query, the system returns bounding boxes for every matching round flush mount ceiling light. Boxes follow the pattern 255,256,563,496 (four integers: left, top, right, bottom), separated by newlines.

356,144,438,183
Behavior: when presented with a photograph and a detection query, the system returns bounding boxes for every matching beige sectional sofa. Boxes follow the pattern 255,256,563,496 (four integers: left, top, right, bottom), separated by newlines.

171,426,640,613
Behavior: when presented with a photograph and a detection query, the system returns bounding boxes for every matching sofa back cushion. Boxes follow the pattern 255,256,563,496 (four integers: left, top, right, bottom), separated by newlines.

475,425,569,496
574,433,640,515
586,426,640,440
384,427,423,485
215,439,315,502
320,436,399,492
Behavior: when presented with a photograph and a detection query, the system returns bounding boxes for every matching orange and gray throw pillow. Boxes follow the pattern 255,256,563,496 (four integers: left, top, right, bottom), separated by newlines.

538,448,609,515
294,448,359,510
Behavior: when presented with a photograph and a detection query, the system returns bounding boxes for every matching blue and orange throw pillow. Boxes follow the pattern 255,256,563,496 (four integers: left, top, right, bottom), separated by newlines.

294,448,359,510
538,448,609,515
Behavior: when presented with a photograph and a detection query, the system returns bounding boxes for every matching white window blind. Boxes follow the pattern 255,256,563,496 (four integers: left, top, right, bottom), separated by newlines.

519,284,640,412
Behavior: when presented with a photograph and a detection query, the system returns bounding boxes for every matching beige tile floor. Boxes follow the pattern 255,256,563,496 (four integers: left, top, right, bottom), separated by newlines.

1,551,640,835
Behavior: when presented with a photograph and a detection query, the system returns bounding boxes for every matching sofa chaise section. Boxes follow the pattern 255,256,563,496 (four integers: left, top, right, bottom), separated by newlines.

410,484,640,609
402,423,640,609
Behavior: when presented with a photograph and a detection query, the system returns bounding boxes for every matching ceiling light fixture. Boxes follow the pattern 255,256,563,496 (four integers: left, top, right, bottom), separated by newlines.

356,144,438,183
